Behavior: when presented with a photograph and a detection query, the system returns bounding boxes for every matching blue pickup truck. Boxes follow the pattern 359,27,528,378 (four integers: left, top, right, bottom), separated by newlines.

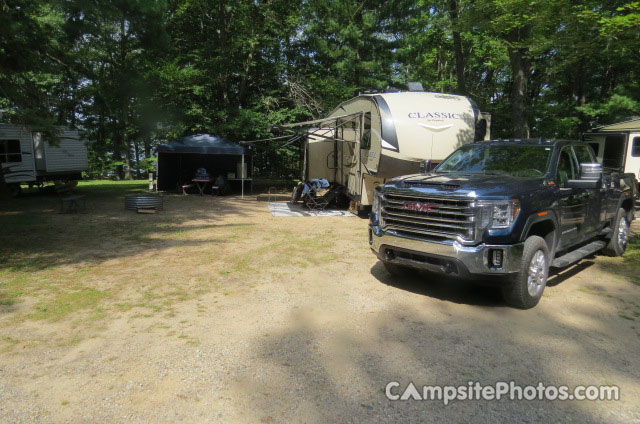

369,139,637,309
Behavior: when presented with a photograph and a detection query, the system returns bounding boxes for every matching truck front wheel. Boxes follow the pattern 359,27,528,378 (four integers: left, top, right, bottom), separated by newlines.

502,235,549,309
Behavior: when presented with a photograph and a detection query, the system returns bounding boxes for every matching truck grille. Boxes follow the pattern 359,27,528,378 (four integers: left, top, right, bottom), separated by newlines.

381,193,475,241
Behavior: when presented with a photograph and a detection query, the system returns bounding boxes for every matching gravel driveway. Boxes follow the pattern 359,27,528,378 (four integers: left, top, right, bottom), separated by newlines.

1,195,639,423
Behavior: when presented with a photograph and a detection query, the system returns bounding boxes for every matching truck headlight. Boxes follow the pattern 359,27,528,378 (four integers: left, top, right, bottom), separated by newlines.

372,191,383,223
478,200,520,229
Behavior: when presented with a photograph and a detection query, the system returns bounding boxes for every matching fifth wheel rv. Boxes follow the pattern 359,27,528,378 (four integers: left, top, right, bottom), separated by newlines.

583,117,640,194
282,87,490,208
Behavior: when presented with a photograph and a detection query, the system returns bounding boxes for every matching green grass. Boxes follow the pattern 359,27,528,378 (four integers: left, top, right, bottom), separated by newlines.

28,288,109,321
76,179,148,196
0,274,31,305
623,235,640,286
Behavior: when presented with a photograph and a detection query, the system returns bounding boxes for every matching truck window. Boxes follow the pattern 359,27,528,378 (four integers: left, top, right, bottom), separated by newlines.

573,144,594,164
0,139,22,163
436,144,552,177
588,143,600,157
361,112,371,150
557,146,577,187
632,137,640,157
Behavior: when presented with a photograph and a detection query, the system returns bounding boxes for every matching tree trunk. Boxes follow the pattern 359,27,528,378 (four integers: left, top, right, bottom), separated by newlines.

144,138,151,178
124,140,133,180
218,0,230,105
120,16,132,180
507,27,531,138
238,41,255,107
449,0,466,95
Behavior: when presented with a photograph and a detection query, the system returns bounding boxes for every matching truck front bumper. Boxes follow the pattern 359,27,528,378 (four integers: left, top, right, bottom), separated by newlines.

369,225,524,278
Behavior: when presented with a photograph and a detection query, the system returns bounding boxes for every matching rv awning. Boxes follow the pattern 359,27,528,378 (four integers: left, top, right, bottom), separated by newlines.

275,112,363,129
157,134,247,155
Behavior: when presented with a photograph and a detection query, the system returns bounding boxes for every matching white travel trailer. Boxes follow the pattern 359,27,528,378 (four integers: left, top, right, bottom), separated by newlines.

284,88,490,207
583,117,640,192
0,124,88,196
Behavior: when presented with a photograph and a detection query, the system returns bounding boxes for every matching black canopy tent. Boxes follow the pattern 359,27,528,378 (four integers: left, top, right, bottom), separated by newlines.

157,134,252,195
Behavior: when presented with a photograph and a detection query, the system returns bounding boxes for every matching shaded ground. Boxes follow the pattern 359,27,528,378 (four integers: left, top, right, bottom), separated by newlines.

1,181,639,423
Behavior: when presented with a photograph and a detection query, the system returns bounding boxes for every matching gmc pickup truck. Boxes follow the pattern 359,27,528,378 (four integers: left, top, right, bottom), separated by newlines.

369,139,637,308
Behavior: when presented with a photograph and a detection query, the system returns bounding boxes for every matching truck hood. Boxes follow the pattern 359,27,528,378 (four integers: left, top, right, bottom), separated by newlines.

383,173,545,199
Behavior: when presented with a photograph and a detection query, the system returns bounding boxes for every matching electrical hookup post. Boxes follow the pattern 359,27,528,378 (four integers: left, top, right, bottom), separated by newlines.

149,172,157,192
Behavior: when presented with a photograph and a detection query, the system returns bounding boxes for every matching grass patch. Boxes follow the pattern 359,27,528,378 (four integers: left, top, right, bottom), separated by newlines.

77,180,148,196
596,235,640,287
29,288,109,321
0,273,31,305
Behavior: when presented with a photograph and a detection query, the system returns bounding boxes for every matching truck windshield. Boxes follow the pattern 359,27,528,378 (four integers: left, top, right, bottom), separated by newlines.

435,144,552,177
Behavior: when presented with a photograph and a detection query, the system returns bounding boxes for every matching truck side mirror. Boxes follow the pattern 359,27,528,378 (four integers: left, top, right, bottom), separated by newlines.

567,163,602,189
420,160,433,174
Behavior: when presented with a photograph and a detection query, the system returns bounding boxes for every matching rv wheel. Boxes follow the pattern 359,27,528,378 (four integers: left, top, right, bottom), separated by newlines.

8,184,22,198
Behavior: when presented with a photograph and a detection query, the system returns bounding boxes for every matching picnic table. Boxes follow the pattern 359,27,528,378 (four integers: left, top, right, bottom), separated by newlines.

55,184,86,213
192,178,218,196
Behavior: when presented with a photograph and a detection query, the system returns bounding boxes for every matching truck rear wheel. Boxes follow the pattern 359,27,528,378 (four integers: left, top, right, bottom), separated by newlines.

382,261,412,277
502,235,549,309
602,208,630,257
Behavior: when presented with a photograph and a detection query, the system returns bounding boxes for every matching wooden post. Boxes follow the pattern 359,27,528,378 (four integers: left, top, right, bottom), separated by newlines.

241,153,245,199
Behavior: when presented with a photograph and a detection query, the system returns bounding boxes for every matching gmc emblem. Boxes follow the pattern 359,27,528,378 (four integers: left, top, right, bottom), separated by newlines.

403,201,439,212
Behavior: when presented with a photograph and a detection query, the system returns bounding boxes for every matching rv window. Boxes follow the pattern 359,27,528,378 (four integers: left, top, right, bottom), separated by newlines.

602,135,625,168
632,137,640,157
0,139,21,163
361,112,371,150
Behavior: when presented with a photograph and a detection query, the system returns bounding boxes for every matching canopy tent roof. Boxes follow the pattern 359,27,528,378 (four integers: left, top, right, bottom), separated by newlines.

158,134,247,155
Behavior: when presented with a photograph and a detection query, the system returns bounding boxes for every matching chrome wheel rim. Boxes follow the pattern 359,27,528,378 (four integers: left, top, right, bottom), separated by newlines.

618,218,629,248
527,250,547,297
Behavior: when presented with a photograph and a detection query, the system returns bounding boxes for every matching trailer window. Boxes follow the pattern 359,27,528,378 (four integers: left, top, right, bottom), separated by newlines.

632,137,640,157
0,139,22,163
602,135,625,168
361,112,371,150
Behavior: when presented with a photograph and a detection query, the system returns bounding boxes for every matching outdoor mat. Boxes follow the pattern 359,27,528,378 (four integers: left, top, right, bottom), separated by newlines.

268,202,355,217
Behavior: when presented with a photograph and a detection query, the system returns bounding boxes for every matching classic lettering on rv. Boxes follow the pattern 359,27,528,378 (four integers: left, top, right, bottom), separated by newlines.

407,112,461,119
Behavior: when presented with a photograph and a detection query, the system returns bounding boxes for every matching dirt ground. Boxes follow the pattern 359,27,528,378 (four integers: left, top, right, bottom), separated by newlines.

1,183,639,423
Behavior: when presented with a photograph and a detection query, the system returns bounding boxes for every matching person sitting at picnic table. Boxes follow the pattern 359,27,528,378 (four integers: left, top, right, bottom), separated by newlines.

192,168,215,195
194,168,210,179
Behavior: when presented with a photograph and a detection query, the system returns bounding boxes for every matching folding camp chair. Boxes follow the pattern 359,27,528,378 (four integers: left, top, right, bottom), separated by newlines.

303,185,342,211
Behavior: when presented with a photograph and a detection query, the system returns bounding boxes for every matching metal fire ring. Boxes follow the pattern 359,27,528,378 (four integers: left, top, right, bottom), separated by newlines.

124,193,164,211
